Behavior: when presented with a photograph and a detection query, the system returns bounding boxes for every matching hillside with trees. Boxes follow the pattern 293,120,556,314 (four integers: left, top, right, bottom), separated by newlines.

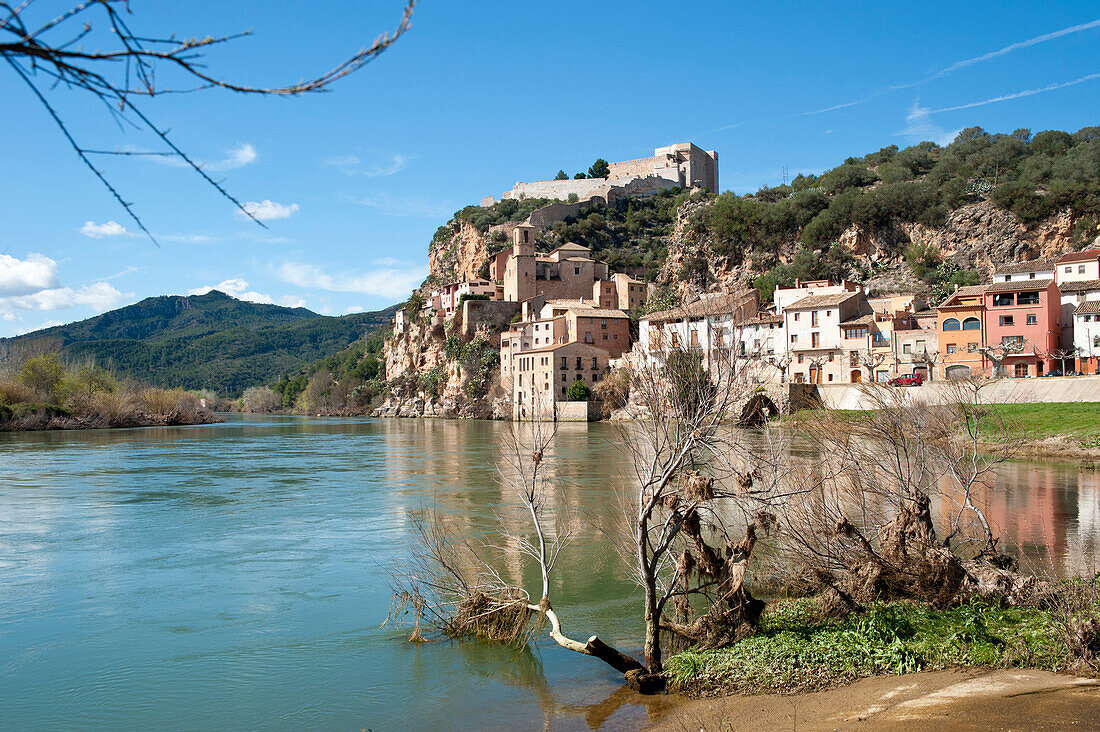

0,291,397,396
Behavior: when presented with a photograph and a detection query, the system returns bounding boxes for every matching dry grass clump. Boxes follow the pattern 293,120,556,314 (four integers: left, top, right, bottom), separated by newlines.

449,589,540,644
141,387,181,415
0,378,36,405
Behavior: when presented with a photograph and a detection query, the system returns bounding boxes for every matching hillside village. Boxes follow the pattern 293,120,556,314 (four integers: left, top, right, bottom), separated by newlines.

378,135,1100,421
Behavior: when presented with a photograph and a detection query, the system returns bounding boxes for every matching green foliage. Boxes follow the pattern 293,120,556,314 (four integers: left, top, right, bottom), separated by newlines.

451,198,557,233
587,158,610,179
455,293,490,311
554,170,568,180
665,598,1075,694
566,379,591,401
420,365,444,398
18,354,67,401
753,244,860,304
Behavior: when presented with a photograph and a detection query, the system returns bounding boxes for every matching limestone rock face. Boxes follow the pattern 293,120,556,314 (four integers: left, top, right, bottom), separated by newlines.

427,220,490,288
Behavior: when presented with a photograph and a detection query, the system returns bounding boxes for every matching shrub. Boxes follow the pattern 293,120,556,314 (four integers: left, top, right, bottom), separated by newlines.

142,388,183,415
18,354,66,402
240,386,281,413
566,379,591,401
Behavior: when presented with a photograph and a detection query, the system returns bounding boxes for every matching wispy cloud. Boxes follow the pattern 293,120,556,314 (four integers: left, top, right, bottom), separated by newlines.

187,278,306,308
930,18,1100,80
352,193,452,219
324,152,413,177
795,17,1100,116
930,72,1100,113
0,281,128,315
154,142,258,171
237,200,300,221
898,101,961,146
81,220,134,238
277,258,427,300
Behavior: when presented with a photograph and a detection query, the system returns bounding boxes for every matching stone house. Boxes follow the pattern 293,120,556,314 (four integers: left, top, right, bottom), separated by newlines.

983,279,1061,377
503,224,611,303
937,285,988,379
509,341,609,421
593,273,653,311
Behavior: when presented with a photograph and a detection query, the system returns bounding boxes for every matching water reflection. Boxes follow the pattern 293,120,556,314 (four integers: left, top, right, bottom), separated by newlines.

0,415,1097,731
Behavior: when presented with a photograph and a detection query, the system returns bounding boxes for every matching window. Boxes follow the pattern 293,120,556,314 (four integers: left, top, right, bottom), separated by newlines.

1029,273,1036,279
584,332,593,344
850,352,859,367
1015,363,1028,378
916,340,925,349
575,357,582,369
562,373,567,382
828,353,835,362
811,332,820,347
601,321,607,330
1087,315,1094,323
1026,314,1037,325
794,312,800,321
962,317,980,330
1080,265,1086,274
797,354,804,364
943,318,961,331
999,315,1014,326
903,343,911,354
1095,335,1100,348
992,294,1013,307
574,267,580,275
811,311,819,327
844,326,868,339
591,357,598,369
1002,335,1024,346
560,356,567,369
826,310,832,317
946,344,957,353
1017,292,1039,305
828,374,833,382
1066,266,1073,273
790,334,798,343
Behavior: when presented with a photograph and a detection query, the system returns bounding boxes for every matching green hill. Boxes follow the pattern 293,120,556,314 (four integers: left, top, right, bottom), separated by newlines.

0,291,397,395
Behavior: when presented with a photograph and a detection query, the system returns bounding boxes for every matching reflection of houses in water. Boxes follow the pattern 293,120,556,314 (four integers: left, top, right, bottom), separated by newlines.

971,462,1100,577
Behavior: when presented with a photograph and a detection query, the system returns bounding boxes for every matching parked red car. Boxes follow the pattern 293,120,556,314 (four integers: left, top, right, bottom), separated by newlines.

888,373,924,387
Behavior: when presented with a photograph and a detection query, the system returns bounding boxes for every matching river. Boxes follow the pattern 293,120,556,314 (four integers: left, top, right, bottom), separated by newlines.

1,415,1097,730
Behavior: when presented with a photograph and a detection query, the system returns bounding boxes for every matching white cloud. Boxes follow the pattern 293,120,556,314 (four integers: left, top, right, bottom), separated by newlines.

0,253,60,296
207,143,258,171
0,281,127,314
353,193,451,219
81,220,133,238
161,233,216,244
187,278,306,308
343,305,366,314
898,101,960,146
238,199,300,221
277,259,427,300
324,152,412,177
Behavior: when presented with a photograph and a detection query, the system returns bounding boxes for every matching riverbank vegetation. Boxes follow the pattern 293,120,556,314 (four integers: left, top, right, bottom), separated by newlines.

390,356,1100,697
665,594,1099,695
0,354,218,431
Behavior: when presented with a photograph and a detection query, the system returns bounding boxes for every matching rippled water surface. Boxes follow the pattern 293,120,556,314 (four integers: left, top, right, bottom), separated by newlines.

0,415,1097,730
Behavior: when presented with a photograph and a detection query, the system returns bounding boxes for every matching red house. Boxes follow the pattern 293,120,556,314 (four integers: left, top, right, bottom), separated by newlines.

983,279,1061,377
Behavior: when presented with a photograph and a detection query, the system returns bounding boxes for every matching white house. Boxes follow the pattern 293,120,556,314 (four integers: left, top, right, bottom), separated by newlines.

1074,301,1100,375
1055,248,1100,285
993,260,1056,283
784,289,863,384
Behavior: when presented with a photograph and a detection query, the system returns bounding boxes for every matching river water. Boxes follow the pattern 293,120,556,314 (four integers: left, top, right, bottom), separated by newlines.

1,416,1097,730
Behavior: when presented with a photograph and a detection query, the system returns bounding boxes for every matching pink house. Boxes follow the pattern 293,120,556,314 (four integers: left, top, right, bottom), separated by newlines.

983,279,1061,377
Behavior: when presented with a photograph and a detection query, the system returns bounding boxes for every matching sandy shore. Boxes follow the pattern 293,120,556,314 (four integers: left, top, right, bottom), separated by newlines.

647,668,1099,731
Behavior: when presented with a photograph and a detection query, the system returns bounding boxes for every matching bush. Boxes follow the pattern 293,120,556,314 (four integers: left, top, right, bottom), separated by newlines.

566,379,591,401
240,386,281,413
142,388,183,415
18,354,66,402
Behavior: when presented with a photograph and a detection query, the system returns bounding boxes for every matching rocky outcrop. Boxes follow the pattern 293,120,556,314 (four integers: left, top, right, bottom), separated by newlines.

427,220,491,287
899,201,1077,277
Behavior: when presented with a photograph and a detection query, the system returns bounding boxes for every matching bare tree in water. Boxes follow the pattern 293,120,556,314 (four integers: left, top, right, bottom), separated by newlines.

389,392,656,690
1,0,415,240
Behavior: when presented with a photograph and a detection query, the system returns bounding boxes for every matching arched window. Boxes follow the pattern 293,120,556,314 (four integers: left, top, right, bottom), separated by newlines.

943,318,961,331
962,317,981,330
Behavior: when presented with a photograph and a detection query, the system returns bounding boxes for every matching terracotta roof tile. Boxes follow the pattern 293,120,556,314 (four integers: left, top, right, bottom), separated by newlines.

644,290,757,322
785,291,860,310
994,259,1055,275
985,279,1054,293
1056,249,1100,264
1057,279,1100,293
1074,300,1100,315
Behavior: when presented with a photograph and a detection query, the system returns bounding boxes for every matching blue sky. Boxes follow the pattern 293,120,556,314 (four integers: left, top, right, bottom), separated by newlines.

2,0,1099,336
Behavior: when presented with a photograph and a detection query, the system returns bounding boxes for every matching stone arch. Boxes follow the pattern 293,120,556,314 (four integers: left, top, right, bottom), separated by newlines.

739,392,779,426
945,365,971,379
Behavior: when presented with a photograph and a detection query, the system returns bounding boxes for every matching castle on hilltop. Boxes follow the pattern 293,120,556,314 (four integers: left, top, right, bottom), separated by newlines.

481,142,718,207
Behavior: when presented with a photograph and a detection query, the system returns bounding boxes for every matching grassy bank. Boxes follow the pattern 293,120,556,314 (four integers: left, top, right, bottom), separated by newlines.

786,402,1100,459
665,598,1084,696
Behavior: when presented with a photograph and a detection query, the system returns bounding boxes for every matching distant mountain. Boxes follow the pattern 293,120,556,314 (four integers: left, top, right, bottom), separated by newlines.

0,291,398,395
